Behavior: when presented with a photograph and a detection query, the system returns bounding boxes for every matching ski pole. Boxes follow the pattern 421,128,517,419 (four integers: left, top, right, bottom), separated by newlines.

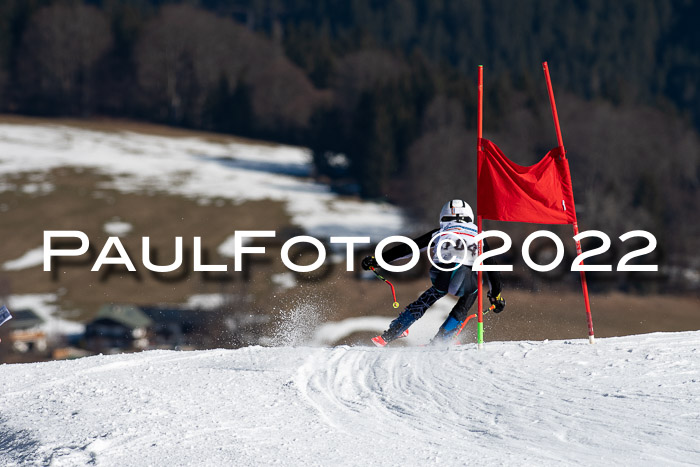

454,304,495,340
369,266,400,308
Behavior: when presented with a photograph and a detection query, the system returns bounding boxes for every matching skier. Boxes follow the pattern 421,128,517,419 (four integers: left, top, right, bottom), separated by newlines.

362,200,505,346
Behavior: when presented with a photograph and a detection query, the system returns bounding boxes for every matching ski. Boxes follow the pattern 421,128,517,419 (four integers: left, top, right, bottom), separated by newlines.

371,329,409,347
373,305,494,347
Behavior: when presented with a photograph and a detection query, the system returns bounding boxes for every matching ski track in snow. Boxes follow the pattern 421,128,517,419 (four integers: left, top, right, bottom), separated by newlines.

0,332,699,466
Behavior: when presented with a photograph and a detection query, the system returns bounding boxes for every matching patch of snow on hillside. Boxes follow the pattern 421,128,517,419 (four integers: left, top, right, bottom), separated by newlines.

7,294,84,335
185,294,226,310
104,221,133,236
0,124,406,239
271,272,297,291
2,247,43,271
217,234,253,258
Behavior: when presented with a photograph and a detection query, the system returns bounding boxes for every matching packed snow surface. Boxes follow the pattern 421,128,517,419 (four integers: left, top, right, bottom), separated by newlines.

1,332,699,466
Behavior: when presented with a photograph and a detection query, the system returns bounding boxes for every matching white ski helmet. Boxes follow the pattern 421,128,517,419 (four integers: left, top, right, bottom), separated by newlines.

439,199,474,224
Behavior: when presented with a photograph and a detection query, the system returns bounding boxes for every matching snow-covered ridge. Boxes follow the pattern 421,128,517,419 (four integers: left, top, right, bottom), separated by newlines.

1,332,698,466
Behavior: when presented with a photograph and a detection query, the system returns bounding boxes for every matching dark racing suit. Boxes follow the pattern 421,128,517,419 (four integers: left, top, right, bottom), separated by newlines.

379,226,502,343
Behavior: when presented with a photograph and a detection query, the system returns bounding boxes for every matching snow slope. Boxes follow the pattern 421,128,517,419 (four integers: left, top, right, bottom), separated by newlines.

1,332,699,466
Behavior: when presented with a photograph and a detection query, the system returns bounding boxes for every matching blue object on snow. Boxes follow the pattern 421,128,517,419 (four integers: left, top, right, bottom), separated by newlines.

0,305,12,327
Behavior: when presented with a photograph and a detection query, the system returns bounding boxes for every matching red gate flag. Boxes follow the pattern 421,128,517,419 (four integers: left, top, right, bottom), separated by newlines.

477,138,576,224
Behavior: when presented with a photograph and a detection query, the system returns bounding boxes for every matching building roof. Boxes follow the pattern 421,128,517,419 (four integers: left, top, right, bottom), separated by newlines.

95,304,153,330
140,306,207,325
9,309,44,330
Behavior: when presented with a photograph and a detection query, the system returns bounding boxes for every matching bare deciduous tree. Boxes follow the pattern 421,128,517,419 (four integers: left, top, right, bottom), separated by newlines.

421,95,466,133
332,49,409,113
18,4,112,114
405,89,699,264
405,126,476,221
135,6,225,123
135,5,319,130
247,56,319,130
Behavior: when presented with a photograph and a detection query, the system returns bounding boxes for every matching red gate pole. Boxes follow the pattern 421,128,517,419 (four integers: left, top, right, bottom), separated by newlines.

477,65,485,349
542,61,595,344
